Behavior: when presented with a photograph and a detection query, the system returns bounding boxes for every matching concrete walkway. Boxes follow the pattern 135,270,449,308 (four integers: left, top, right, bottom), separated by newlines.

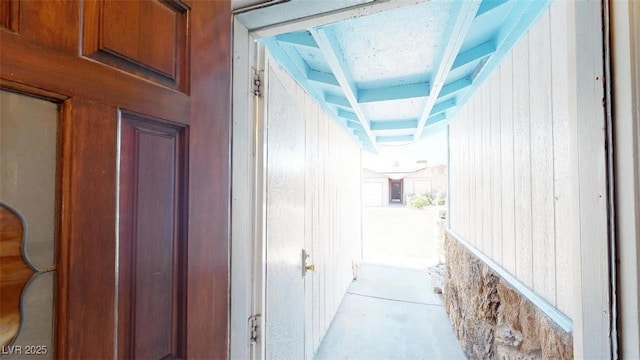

314,264,465,360
362,206,445,270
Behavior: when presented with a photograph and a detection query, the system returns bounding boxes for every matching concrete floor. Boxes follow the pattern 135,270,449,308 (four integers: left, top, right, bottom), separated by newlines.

362,206,445,270
314,264,465,360
314,206,464,360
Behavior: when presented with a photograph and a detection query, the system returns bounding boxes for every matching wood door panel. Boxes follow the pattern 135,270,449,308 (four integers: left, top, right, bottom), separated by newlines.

1,0,231,358
0,0,19,32
184,2,230,357
0,32,190,122
18,0,79,52
60,99,118,359
83,0,189,90
118,113,187,360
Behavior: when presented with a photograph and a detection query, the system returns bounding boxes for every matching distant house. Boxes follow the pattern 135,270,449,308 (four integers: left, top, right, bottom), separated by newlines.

362,164,447,207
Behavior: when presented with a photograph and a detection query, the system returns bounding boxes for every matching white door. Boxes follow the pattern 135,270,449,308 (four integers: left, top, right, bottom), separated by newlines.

264,53,307,360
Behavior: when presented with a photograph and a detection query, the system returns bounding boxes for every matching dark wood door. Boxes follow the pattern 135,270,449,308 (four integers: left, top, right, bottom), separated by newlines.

0,1,230,358
390,180,403,203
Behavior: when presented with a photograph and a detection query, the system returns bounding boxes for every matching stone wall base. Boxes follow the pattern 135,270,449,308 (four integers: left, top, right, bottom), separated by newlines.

443,232,573,359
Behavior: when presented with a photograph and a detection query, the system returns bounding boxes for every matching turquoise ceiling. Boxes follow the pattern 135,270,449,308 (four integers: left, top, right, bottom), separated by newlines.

261,0,551,152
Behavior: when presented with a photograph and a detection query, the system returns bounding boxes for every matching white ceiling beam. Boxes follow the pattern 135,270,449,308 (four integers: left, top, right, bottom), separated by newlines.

414,0,482,140
250,0,432,39
310,27,379,151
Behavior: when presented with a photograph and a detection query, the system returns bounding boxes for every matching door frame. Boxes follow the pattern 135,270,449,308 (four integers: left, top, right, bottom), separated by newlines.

230,1,617,359
610,0,640,357
230,19,267,360
388,179,403,203
230,4,433,359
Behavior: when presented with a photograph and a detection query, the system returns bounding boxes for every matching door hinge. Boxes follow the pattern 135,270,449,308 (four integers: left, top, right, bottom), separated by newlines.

253,69,264,98
249,314,261,344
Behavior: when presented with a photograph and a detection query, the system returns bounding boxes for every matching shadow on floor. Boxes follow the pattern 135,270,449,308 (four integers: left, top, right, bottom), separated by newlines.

314,264,465,360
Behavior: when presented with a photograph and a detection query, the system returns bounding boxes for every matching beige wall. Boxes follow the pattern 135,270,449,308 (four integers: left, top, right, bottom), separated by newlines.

404,166,447,196
403,168,432,197
448,2,573,319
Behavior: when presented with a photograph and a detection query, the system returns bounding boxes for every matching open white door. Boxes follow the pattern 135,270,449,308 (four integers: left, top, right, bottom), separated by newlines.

264,50,308,360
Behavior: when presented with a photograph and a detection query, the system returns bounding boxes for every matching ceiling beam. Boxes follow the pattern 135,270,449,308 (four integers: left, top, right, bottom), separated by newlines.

421,120,448,138
325,93,351,108
250,0,433,39
262,38,345,128
451,40,496,70
274,31,319,49
448,0,551,121
414,0,482,140
353,129,367,138
311,27,379,151
476,0,508,18
307,70,340,87
347,121,364,131
377,135,414,143
419,113,448,136
338,109,358,122
431,98,456,115
370,119,418,131
357,82,430,103
426,113,446,125
439,76,472,99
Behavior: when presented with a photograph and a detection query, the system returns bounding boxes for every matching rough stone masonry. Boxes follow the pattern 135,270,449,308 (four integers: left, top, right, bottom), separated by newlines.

443,232,573,359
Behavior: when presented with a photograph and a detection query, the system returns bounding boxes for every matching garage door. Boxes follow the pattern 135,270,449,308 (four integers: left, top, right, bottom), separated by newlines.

362,182,383,207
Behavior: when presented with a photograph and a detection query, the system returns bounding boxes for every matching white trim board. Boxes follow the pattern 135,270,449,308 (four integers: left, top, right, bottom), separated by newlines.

230,18,267,360
570,1,613,358
611,1,640,358
446,229,573,333
239,0,431,39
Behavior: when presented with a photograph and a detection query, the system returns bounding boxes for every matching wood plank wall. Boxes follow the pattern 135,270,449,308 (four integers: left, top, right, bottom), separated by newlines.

306,82,362,356
268,61,362,356
449,2,573,319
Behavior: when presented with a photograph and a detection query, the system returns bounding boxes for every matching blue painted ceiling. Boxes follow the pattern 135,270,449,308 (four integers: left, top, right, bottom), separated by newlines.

261,0,551,153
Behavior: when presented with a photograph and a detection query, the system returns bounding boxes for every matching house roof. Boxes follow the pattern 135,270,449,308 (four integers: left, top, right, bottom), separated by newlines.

258,0,551,153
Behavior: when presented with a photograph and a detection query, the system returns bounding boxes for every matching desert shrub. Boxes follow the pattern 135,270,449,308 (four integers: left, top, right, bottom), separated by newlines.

411,193,433,208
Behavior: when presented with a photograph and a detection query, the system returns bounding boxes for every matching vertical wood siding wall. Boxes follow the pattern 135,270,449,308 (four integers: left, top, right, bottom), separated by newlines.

448,2,573,319
306,84,362,356
270,61,363,355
